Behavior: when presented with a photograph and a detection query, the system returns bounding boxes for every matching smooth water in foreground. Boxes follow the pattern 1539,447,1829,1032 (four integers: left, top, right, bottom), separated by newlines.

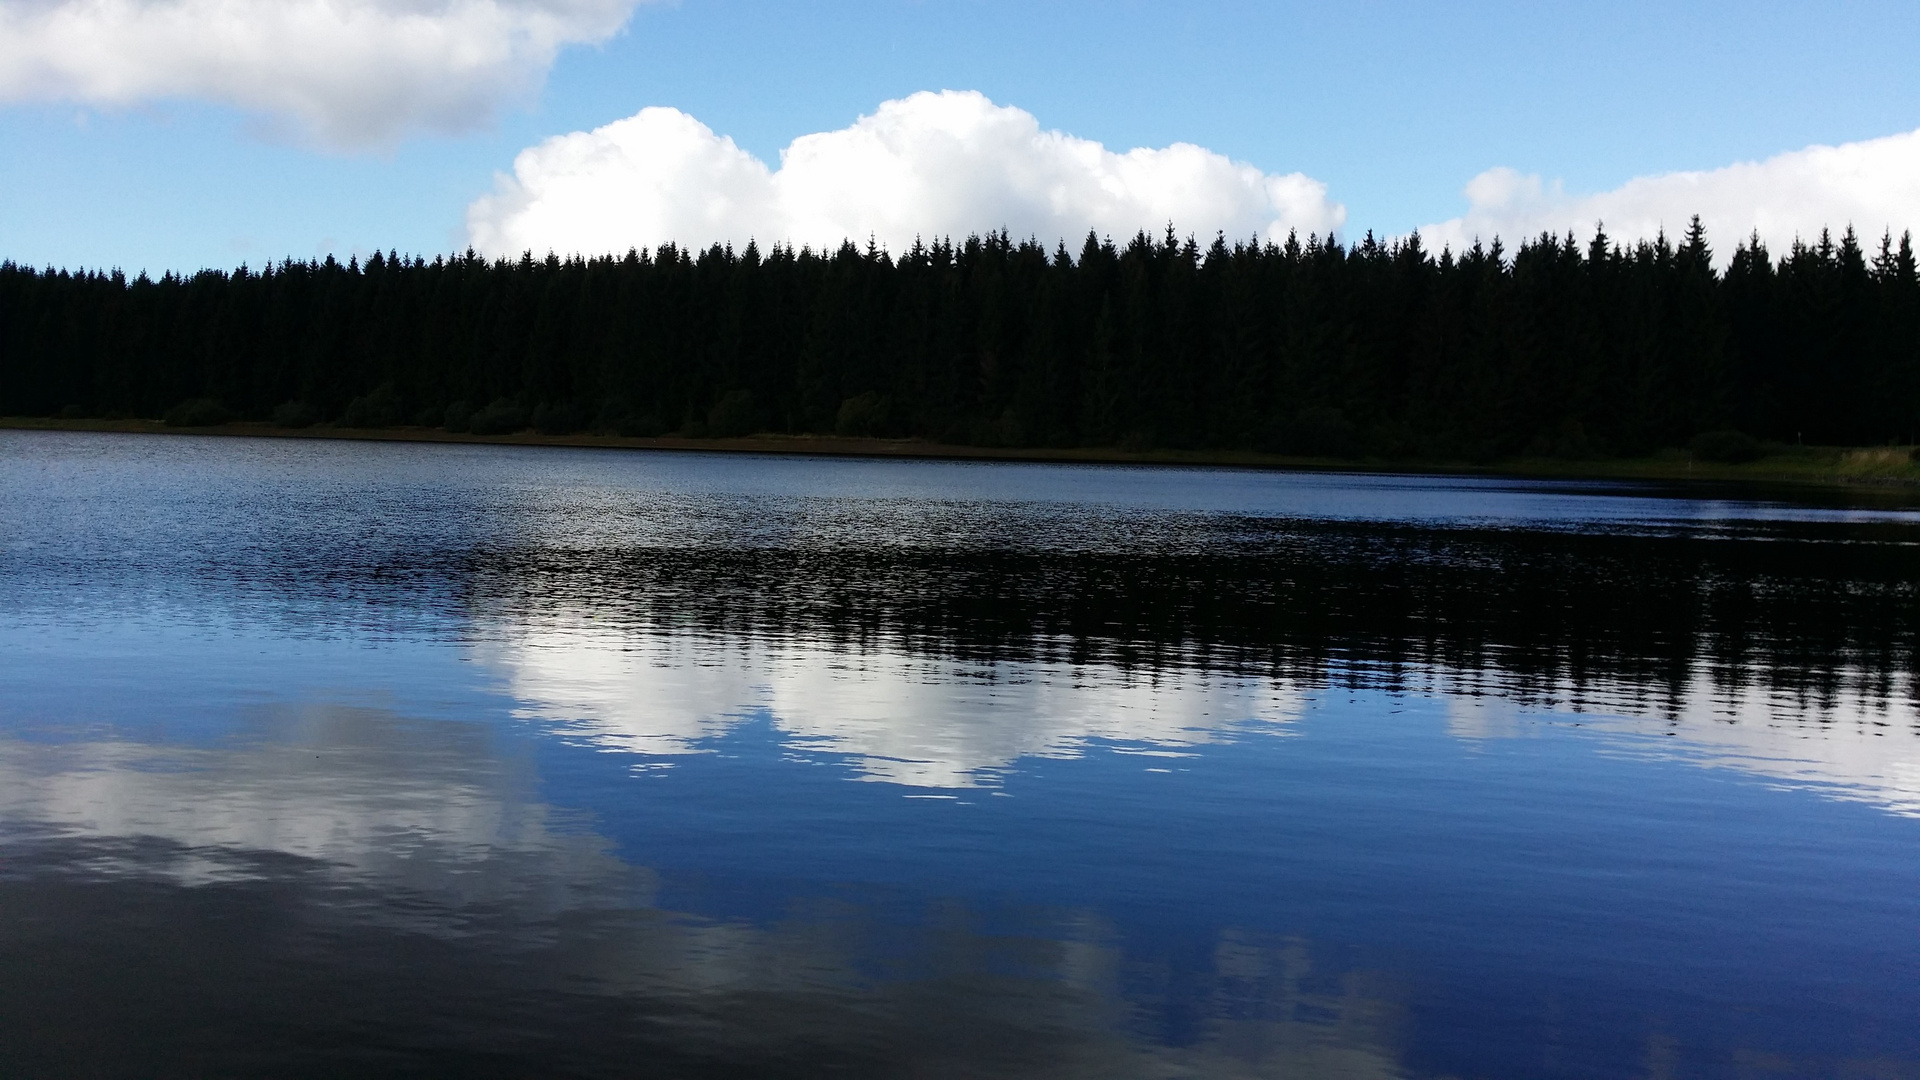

2,431,1918,1079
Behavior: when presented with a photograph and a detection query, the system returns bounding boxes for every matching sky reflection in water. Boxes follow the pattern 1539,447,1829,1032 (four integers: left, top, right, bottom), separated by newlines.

1,431,1918,1078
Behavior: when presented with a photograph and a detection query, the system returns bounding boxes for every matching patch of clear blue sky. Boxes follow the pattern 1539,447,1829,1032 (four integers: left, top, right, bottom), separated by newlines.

2,0,1916,274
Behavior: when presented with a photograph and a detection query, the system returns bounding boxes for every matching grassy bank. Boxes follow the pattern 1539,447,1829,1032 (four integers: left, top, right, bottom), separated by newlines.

6,415,1919,494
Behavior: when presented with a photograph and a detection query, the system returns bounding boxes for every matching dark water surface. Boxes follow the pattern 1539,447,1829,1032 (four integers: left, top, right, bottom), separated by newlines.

3,430,1918,1079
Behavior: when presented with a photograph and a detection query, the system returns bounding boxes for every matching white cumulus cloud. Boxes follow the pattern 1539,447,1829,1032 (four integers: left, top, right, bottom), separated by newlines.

0,0,641,147
466,90,1347,256
1422,128,1920,259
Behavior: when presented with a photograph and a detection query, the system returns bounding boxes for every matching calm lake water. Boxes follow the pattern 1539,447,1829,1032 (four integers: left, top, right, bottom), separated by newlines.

3,430,1919,1079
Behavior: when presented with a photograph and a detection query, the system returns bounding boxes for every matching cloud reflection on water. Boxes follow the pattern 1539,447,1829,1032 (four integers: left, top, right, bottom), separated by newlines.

0,701,1407,1079
0,704,629,902
488,620,1301,789
492,614,1920,820
1448,673,1920,817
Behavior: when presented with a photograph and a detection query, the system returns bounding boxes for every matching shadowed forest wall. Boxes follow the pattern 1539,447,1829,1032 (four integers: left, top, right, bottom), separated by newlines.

3,219,1917,458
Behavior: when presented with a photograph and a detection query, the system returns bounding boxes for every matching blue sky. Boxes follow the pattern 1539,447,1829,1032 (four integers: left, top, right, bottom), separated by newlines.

2,0,1917,272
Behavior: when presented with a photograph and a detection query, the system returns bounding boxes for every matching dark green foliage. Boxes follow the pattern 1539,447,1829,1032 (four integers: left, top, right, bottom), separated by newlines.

532,401,585,435
342,384,402,428
595,398,665,437
707,390,756,437
271,400,320,428
1527,419,1596,459
163,398,227,427
1691,429,1764,463
1274,406,1358,458
618,412,665,437
468,399,526,436
2,225,1917,456
835,391,890,437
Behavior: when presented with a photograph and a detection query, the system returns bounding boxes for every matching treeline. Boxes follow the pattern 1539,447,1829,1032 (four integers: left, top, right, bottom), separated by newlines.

2,219,1918,458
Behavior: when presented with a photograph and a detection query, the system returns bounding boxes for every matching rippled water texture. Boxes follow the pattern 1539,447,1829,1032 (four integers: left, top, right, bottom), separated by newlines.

3,430,1919,1078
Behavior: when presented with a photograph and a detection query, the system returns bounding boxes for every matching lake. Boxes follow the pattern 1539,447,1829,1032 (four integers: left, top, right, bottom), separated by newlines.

2,429,1917,1079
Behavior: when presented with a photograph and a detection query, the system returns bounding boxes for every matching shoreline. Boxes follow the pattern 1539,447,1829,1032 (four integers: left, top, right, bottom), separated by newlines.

7,416,1919,497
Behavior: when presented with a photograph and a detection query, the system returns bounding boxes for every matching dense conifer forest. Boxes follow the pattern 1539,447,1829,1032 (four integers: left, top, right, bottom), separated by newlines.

2,218,1917,460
